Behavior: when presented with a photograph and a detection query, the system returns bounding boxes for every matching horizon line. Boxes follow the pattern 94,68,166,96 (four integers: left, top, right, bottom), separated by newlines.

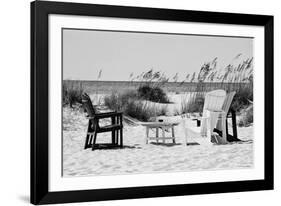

63,79,250,84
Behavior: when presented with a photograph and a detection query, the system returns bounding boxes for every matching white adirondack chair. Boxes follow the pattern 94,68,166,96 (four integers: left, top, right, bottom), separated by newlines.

183,90,227,145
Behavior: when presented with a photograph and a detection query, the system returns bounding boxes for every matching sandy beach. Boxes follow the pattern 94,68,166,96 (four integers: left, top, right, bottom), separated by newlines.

63,95,253,177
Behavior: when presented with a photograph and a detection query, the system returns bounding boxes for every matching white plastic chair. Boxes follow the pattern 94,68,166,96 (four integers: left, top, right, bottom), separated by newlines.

183,90,227,145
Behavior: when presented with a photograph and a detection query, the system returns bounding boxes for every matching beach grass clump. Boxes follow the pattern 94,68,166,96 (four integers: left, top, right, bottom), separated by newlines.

238,105,253,127
137,85,170,103
104,90,167,122
176,93,203,115
103,92,121,111
103,90,138,111
185,95,205,114
231,85,253,112
132,69,170,103
63,81,84,108
157,105,168,116
125,100,153,122
126,100,168,122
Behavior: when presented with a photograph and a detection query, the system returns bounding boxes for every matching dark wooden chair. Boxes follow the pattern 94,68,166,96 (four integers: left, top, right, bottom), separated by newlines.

81,93,123,150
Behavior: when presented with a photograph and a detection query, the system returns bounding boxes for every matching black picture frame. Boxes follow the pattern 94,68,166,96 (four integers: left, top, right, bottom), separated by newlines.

31,0,274,204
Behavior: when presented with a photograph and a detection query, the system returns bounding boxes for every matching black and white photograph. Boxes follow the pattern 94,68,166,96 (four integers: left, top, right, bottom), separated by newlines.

62,28,254,177
28,1,274,204
0,0,278,205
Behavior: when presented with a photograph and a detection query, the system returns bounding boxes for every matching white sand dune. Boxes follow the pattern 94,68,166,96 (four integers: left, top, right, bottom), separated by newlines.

63,107,253,177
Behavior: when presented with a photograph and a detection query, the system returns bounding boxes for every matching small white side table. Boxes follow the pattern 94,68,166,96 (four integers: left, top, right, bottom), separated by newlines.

141,122,180,144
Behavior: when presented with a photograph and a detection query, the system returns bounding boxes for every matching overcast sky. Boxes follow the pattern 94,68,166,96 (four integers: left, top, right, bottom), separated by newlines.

63,29,253,81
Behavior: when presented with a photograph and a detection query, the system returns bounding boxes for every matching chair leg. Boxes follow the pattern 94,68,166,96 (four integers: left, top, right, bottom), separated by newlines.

231,110,238,139
84,134,90,149
156,127,159,143
84,120,92,149
221,117,227,143
91,132,97,151
116,129,119,145
89,134,93,146
162,127,166,143
225,119,229,137
111,116,116,145
116,117,120,145
172,126,176,143
120,128,123,147
111,131,115,145
146,127,149,144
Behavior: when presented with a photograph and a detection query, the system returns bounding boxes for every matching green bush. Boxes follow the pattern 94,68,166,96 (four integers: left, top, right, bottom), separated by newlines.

137,85,169,103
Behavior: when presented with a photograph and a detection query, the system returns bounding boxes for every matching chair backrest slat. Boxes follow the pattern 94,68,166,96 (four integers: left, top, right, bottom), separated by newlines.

81,93,96,117
203,90,226,112
222,91,236,114
200,90,226,135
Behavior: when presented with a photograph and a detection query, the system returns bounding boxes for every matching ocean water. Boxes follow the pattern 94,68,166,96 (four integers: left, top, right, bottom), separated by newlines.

63,80,248,94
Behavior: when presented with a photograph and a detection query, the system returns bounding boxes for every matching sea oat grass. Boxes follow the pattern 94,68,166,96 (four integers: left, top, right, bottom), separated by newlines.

63,80,84,108
104,90,168,122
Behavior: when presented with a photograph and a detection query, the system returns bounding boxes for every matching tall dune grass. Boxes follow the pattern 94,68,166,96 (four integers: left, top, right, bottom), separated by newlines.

184,57,253,114
104,90,167,122
238,105,253,127
63,81,84,108
103,70,170,121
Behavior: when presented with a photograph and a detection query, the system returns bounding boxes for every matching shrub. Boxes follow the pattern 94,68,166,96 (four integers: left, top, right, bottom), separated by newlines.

238,105,253,127
137,85,170,103
157,105,168,116
125,100,152,122
185,94,205,113
126,100,168,122
104,90,167,122
103,93,121,111
231,85,253,112
104,90,138,111
63,81,84,108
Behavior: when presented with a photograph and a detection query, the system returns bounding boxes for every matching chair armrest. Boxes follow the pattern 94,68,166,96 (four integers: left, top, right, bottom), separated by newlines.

201,116,209,120
191,113,202,120
192,116,210,121
192,116,201,119
94,112,123,119
204,110,227,119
